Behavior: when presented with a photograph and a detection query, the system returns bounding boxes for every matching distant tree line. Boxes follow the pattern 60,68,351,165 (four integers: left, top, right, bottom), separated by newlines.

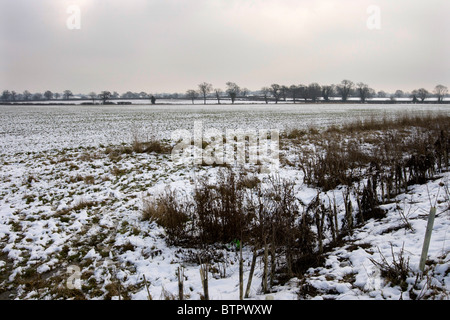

185,81,448,104
1,82,448,104
0,89,159,104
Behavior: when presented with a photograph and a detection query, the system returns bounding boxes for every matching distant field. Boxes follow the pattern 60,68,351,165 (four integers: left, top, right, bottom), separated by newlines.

1,103,449,154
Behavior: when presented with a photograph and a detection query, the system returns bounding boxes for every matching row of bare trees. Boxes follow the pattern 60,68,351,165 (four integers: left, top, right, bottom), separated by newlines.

186,82,247,105
1,83,447,104
0,90,75,101
0,89,155,103
185,81,448,104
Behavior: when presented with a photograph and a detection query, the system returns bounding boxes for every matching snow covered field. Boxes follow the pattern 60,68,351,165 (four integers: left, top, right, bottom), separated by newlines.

0,103,449,300
2,103,450,154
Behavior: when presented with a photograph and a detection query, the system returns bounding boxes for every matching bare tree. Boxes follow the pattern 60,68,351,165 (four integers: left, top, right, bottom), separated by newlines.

356,82,372,103
214,88,223,104
297,85,308,102
44,90,53,100
99,91,111,104
88,92,97,103
1,90,11,101
289,85,299,103
63,90,73,100
240,88,250,98
321,85,334,102
122,91,137,99
377,91,387,98
186,89,198,104
226,82,240,104
10,91,17,101
270,84,281,104
337,80,354,102
394,90,404,98
198,82,213,105
261,87,271,104
139,92,149,99
33,92,43,100
434,85,448,103
308,83,322,102
415,88,429,102
23,90,32,101
280,85,289,101
54,92,60,100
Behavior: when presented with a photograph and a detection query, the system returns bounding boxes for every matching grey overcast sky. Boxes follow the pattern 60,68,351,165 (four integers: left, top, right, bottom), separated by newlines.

0,0,449,94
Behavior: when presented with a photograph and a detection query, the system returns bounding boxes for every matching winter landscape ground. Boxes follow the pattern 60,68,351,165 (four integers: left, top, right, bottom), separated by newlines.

0,103,449,300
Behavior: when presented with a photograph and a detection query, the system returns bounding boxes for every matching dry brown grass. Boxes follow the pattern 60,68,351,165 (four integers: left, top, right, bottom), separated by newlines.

142,189,190,245
294,113,449,193
104,135,170,162
55,199,97,217
326,111,448,134
132,138,170,154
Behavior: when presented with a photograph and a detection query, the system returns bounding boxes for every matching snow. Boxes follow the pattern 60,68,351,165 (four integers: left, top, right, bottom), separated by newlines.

301,173,450,300
1,103,449,155
0,103,449,300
